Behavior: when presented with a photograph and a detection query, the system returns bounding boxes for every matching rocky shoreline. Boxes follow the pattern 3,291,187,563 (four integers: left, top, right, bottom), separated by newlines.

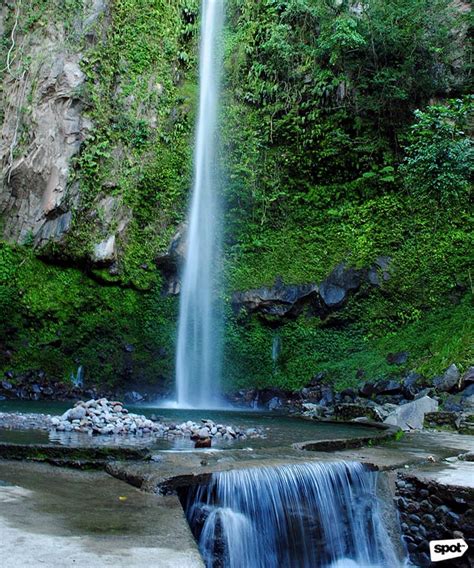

1,363,473,437
229,363,474,434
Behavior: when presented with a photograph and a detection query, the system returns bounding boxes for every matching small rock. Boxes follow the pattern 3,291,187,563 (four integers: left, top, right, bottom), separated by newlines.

195,437,212,448
198,427,210,439
460,384,474,398
387,351,409,365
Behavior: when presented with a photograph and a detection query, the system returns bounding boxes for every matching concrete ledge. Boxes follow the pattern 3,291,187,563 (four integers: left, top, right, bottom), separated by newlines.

0,442,151,467
292,423,400,452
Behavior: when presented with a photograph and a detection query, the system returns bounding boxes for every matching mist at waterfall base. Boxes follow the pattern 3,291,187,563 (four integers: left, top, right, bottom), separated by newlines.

183,461,407,568
174,0,225,409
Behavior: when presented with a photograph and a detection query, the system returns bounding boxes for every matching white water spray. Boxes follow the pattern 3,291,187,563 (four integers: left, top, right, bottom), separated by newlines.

175,0,224,408
184,461,407,568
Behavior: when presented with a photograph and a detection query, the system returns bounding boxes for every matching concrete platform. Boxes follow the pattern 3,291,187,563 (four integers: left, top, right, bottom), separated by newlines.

0,460,204,568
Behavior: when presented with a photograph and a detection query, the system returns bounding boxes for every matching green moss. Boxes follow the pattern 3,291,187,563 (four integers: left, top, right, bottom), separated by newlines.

0,242,177,387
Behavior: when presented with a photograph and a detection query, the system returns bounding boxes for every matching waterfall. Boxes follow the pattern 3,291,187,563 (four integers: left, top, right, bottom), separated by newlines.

272,334,281,366
176,0,224,408
183,461,406,568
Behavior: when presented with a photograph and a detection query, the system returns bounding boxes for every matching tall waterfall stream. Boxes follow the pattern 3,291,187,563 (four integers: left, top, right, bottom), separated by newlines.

182,461,407,568
175,0,224,408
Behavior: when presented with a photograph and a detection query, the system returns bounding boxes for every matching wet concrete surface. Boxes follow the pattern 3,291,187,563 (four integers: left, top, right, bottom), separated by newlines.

0,460,203,567
105,430,474,493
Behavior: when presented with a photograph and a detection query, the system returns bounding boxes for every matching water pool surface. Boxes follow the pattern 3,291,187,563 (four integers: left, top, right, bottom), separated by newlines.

0,400,380,451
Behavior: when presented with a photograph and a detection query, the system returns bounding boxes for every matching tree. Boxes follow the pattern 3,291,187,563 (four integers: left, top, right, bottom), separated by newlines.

401,97,473,205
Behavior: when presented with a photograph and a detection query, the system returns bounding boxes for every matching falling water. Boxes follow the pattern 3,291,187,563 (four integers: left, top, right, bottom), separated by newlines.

184,461,406,568
176,0,224,408
71,365,84,388
271,334,281,366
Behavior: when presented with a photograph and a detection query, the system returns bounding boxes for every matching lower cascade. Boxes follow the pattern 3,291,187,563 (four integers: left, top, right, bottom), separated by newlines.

183,461,406,568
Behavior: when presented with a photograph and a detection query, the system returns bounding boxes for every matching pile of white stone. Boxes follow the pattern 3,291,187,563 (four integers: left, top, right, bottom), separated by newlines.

50,398,265,441
51,399,164,436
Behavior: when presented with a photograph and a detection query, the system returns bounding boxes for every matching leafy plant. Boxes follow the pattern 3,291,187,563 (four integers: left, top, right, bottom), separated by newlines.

401,97,473,205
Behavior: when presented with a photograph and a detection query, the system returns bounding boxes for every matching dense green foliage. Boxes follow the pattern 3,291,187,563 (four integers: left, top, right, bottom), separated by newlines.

0,242,177,386
401,97,473,205
220,0,472,389
0,0,472,391
224,294,473,391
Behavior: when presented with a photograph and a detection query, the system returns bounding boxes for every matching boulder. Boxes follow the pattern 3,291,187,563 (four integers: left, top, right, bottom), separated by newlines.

386,351,409,365
460,367,474,390
320,385,335,405
373,379,402,395
401,372,422,399
359,382,376,398
198,427,210,438
383,396,438,430
65,406,86,421
432,364,460,392
268,396,283,411
443,395,464,412
123,390,145,404
463,395,474,410
371,403,399,421
319,263,364,308
460,384,474,398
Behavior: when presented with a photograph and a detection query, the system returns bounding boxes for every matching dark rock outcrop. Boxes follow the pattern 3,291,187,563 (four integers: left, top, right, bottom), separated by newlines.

373,379,402,396
232,258,391,323
232,278,319,322
460,367,474,390
401,372,423,399
155,224,186,295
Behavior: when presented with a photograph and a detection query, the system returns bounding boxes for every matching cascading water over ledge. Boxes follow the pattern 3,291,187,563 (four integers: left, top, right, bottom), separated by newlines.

175,0,225,409
181,461,407,568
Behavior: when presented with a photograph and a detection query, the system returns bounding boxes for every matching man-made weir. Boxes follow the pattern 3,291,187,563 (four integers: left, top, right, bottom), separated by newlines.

183,461,406,568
